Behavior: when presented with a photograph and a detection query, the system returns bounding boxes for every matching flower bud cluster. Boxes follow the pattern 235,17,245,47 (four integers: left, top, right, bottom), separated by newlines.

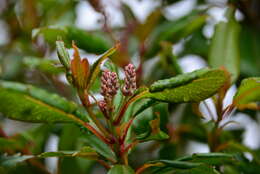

122,64,137,96
101,70,119,99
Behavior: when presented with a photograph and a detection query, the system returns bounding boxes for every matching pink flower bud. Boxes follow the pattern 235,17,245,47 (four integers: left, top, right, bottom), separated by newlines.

122,64,136,96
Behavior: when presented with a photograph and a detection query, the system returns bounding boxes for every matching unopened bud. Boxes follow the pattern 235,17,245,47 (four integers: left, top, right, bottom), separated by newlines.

122,64,136,96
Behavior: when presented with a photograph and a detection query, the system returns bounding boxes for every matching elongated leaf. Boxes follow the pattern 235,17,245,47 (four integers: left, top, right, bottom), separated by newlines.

38,147,98,159
145,69,227,103
147,160,219,174
232,77,260,110
32,26,111,54
0,81,88,124
133,99,159,116
82,133,117,162
209,7,240,82
176,153,236,165
56,40,71,70
87,43,119,90
145,11,207,58
108,165,134,174
150,68,209,92
23,56,65,74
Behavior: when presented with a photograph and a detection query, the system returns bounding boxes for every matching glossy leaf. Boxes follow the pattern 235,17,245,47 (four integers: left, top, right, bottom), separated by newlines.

209,7,241,82
146,69,227,103
108,165,134,174
0,81,88,124
232,77,260,110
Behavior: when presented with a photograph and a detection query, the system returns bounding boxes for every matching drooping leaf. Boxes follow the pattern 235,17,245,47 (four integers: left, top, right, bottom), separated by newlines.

209,7,241,82
0,80,88,124
145,11,207,58
232,77,260,110
32,26,111,54
145,69,227,103
23,56,65,74
108,165,135,174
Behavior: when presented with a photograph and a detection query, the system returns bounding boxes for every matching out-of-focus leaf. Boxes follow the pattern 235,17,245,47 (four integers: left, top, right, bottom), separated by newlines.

147,160,219,174
240,25,260,76
135,10,164,42
176,153,236,165
181,29,209,58
0,138,25,152
0,154,33,168
145,11,207,58
209,7,240,82
32,26,111,54
108,165,134,174
0,81,88,124
82,133,117,163
232,77,260,110
145,69,227,103
23,56,65,74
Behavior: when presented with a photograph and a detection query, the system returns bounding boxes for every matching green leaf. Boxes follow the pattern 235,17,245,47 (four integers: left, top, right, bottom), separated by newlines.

232,77,260,110
0,154,33,168
56,40,71,70
149,68,209,92
176,153,236,165
87,43,119,90
82,133,117,163
209,7,241,82
133,108,169,142
0,80,88,124
38,146,98,159
0,138,25,152
147,160,219,174
146,69,227,103
23,56,65,74
145,11,207,58
108,165,134,174
133,99,159,117
32,26,111,54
